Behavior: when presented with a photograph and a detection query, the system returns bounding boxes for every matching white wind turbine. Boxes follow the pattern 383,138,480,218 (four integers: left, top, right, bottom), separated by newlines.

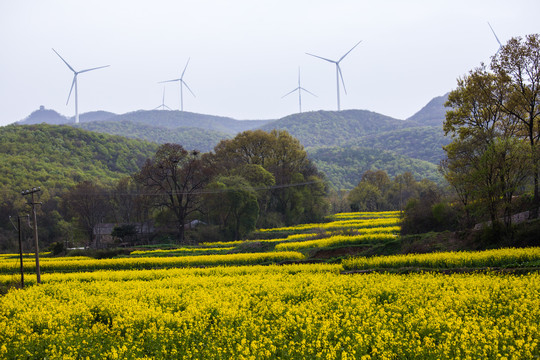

282,67,316,113
306,40,362,111
488,22,503,54
159,58,195,112
52,48,110,124
154,86,172,110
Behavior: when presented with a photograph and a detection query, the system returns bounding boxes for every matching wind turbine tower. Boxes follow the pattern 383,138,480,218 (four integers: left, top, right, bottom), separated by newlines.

488,22,503,54
52,49,110,124
159,58,195,112
282,67,316,113
154,86,172,110
306,41,362,111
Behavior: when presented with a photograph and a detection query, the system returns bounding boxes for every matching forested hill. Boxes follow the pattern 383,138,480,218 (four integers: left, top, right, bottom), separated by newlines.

107,110,273,134
0,124,158,191
18,107,71,125
256,109,416,148
18,108,273,135
346,126,451,164
308,145,442,190
75,121,231,153
406,93,449,126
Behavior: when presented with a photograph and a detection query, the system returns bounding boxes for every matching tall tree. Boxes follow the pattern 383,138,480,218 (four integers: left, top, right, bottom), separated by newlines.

490,34,540,216
63,181,110,247
205,175,259,240
444,45,535,227
135,144,214,243
213,130,328,226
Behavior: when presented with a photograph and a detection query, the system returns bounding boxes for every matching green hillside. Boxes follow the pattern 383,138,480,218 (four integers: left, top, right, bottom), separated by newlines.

308,145,443,190
257,109,416,147
406,93,449,126
349,126,451,164
0,124,158,190
17,107,71,125
75,120,230,152
107,110,273,134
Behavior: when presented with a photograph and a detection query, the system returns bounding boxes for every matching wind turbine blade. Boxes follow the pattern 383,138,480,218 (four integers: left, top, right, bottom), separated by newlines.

282,87,299,98
78,65,110,74
164,105,172,110
182,80,196,97
338,40,362,62
66,76,76,105
181,58,190,78
300,87,317,97
159,79,181,83
298,67,301,86
337,65,347,95
52,48,76,73
488,22,502,46
306,52,336,63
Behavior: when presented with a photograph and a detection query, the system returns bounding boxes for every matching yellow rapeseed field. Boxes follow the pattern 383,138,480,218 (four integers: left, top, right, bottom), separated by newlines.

257,217,400,234
1,212,538,359
0,265,538,359
342,247,540,270
0,251,305,274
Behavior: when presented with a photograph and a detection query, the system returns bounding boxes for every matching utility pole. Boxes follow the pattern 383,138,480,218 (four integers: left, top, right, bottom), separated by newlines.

22,187,41,284
9,215,28,288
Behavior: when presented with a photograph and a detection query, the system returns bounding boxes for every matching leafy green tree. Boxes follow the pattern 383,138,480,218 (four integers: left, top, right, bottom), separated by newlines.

63,181,111,248
348,182,383,211
205,176,259,240
213,130,328,226
444,60,534,228
490,34,540,215
134,144,214,243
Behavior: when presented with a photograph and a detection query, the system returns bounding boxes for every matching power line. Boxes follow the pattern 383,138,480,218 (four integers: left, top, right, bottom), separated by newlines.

0,179,325,197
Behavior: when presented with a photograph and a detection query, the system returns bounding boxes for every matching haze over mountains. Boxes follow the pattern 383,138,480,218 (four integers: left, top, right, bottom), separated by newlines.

12,93,450,189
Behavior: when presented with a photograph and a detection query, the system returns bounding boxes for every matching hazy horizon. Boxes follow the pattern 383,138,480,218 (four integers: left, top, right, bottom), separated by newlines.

1,0,539,126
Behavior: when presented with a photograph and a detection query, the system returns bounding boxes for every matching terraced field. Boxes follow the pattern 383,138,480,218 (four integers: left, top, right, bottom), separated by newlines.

1,212,538,359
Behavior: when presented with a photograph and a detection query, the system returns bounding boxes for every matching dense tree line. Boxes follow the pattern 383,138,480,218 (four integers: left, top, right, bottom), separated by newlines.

441,34,540,230
0,128,329,250
400,34,540,238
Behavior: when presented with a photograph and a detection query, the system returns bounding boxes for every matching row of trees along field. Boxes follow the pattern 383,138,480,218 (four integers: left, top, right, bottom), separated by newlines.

401,34,540,237
442,34,540,227
2,123,447,252
54,130,328,247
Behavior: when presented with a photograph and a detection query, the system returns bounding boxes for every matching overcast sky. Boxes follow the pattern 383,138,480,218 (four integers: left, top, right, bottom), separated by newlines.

1,0,539,126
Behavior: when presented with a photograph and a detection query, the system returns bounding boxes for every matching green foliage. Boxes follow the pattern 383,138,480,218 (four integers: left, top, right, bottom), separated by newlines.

99,110,272,134
213,129,329,227
406,93,449,126
258,109,414,148
443,39,539,229
0,124,157,190
308,145,443,190
401,194,459,235
76,120,231,153
205,176,259,240
346,126,451,164
347,170,443,218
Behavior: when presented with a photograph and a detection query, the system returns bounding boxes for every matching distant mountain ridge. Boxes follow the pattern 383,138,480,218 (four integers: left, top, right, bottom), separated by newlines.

76,120,231,153
406,93,449,126
18,108,273,135
12,94,451,189
258,109,415,148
